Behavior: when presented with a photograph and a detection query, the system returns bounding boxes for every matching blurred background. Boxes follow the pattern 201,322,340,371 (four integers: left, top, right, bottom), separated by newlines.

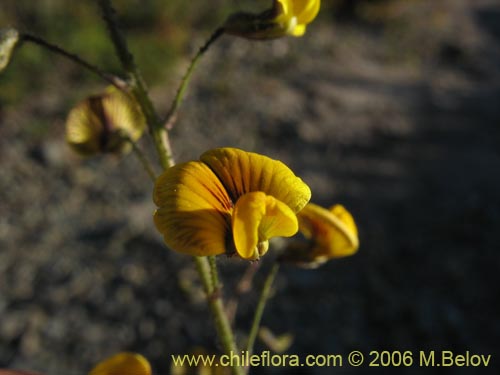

1,0,499,374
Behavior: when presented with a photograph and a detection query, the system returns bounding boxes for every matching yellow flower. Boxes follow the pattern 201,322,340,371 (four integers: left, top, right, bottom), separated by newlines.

89,352,151,375
281,203,359,267
154,148,311,260
65,86,145,156
223,0,320,40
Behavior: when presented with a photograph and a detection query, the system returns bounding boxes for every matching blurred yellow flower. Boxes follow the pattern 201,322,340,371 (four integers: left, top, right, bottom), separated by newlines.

65,86,145,156
89,352,151,375
154,148,311,260
282,203,359,267
224,0,320,40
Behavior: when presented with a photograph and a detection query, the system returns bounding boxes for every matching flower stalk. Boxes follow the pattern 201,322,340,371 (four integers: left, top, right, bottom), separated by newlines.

195,257,245,375
163,27,224,129
208,255,220,290
246,263,280,357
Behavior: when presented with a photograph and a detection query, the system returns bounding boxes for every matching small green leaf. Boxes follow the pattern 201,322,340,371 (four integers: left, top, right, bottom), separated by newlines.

0,28,19,73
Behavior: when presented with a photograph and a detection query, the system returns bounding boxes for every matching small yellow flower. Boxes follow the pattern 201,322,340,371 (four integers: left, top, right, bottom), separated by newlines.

65,86,145,156
89,352,151,375
223,0,320,40
281,203,359,267
154,148,311,260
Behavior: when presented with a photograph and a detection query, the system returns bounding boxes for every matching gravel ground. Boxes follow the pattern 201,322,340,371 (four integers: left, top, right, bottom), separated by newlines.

1,1,500,374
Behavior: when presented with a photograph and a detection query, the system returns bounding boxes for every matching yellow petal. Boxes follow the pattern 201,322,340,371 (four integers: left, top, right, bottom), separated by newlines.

290,24,306,37
153,161,233,256
65,96,105,155
276,0,290,17
101,86,146,142
233,192,298,260
330,204,358,239
291,0,320,25
298,203,359,258
89,352,151,375
200,148,311,213
259,194,299,239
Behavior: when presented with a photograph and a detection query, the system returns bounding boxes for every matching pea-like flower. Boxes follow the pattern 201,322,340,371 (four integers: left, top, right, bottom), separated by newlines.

65,86,145,156
281,203,359,267
89,352,151,375
223,0,321,40
154,148,311,260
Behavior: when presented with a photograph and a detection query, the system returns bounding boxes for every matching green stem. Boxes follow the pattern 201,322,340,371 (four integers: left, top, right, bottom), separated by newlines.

163,27,224,129
195,257,245,375
208,255,220,289
21,33,125,91
98,0,173,170
246,263,280,357
194,256,214,294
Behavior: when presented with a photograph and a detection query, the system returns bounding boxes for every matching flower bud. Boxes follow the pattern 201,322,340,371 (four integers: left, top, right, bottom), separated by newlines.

280,203,359,268
65,86,145,156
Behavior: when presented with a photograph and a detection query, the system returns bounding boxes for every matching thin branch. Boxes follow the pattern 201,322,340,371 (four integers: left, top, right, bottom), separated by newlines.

21,33,126,91
163,27,224,130
246,263,280,357
97,0,135,73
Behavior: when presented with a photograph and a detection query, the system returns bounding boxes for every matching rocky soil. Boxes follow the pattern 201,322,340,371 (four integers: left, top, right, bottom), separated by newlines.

1,0,500,374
